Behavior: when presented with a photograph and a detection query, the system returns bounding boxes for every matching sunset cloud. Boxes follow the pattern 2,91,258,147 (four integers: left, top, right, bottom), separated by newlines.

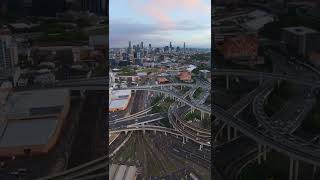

128,0,210,29
109,0,210,48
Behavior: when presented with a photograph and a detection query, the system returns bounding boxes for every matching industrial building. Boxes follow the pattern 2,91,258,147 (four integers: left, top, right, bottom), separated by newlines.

109,90,131,112
0,89,70,157
109,164,137,180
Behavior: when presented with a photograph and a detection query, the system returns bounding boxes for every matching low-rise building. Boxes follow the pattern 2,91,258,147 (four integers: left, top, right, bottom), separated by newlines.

179,71,192,82
218,34,259,65
199,70,211,80
282,26,320,56
109,90,132,112
0,89,70,157
157,77,169,84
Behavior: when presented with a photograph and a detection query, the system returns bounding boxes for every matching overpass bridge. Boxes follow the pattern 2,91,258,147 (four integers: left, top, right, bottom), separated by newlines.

110,125,211,148
27,70,320,179
109,113,167,129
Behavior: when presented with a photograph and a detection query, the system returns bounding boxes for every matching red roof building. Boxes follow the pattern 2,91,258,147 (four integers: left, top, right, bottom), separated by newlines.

309,51,320,67
179,71,192,82
220,34,258,60
157,77,169,84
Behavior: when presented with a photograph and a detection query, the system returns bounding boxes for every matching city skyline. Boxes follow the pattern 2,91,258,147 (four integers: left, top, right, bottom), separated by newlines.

109,0,211,48
109,41,210,49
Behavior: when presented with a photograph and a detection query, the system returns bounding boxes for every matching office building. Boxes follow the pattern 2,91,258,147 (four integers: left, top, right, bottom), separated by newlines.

31,0,66,17
282,26,320,56
81,0,107,15
0,35,18,74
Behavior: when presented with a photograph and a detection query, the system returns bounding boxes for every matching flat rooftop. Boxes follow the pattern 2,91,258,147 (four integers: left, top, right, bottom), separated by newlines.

110,90,131,99
0,89,70,156
109,164,137,180
4,89,69,119
0,117,57,147
109,99,129,110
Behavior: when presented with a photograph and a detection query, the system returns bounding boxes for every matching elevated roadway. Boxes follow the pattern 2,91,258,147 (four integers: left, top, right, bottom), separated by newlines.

212,69,320,87
110,125,211,147
109,113,167,130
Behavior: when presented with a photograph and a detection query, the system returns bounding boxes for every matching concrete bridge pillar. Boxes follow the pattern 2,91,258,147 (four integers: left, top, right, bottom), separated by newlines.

154,130,156,134
226,75,230,90
258,144,262,165
294,160,299,180
233,128,237,139
183,137,186,144
312,165,317,180
200,111,204,120
161,86,163,90
277,79,281,87
289,158,300,180
125,131,128,135
181,85,183,90
289,158,294,180
259,74,263,85
191,107,195,113
263,145,267,161
164,132,167,136
199,144,203,151
170,85,173,90
186,138,188,142
227,125,231,141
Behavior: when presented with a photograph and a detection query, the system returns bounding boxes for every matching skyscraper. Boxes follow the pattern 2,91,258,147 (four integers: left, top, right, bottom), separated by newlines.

140,42,143,49
183,42,186,53
81,0,107,15
127,41,131,54
149,44,151,49
31,0,66,17
0,35,18,73
135,51,141,65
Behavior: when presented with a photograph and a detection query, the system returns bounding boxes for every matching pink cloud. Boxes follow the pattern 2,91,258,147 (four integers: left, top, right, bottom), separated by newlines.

128,0,210,29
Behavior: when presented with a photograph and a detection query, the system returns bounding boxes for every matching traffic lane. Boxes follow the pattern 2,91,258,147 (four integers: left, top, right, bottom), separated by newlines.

109,115,166,130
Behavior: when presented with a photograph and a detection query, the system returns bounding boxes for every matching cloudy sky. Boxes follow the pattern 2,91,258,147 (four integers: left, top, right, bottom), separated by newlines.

109,0,211,48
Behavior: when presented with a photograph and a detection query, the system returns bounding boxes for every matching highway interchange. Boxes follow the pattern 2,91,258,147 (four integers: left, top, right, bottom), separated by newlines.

33,55,320,179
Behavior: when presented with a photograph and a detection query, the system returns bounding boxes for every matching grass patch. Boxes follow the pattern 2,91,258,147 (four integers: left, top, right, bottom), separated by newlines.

150,98,174,113
136,68,160,74
193,88,203,99
119,67,136,76
264,81,293,116
151,96,162,106
185,111,201,121
116,137,136,162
